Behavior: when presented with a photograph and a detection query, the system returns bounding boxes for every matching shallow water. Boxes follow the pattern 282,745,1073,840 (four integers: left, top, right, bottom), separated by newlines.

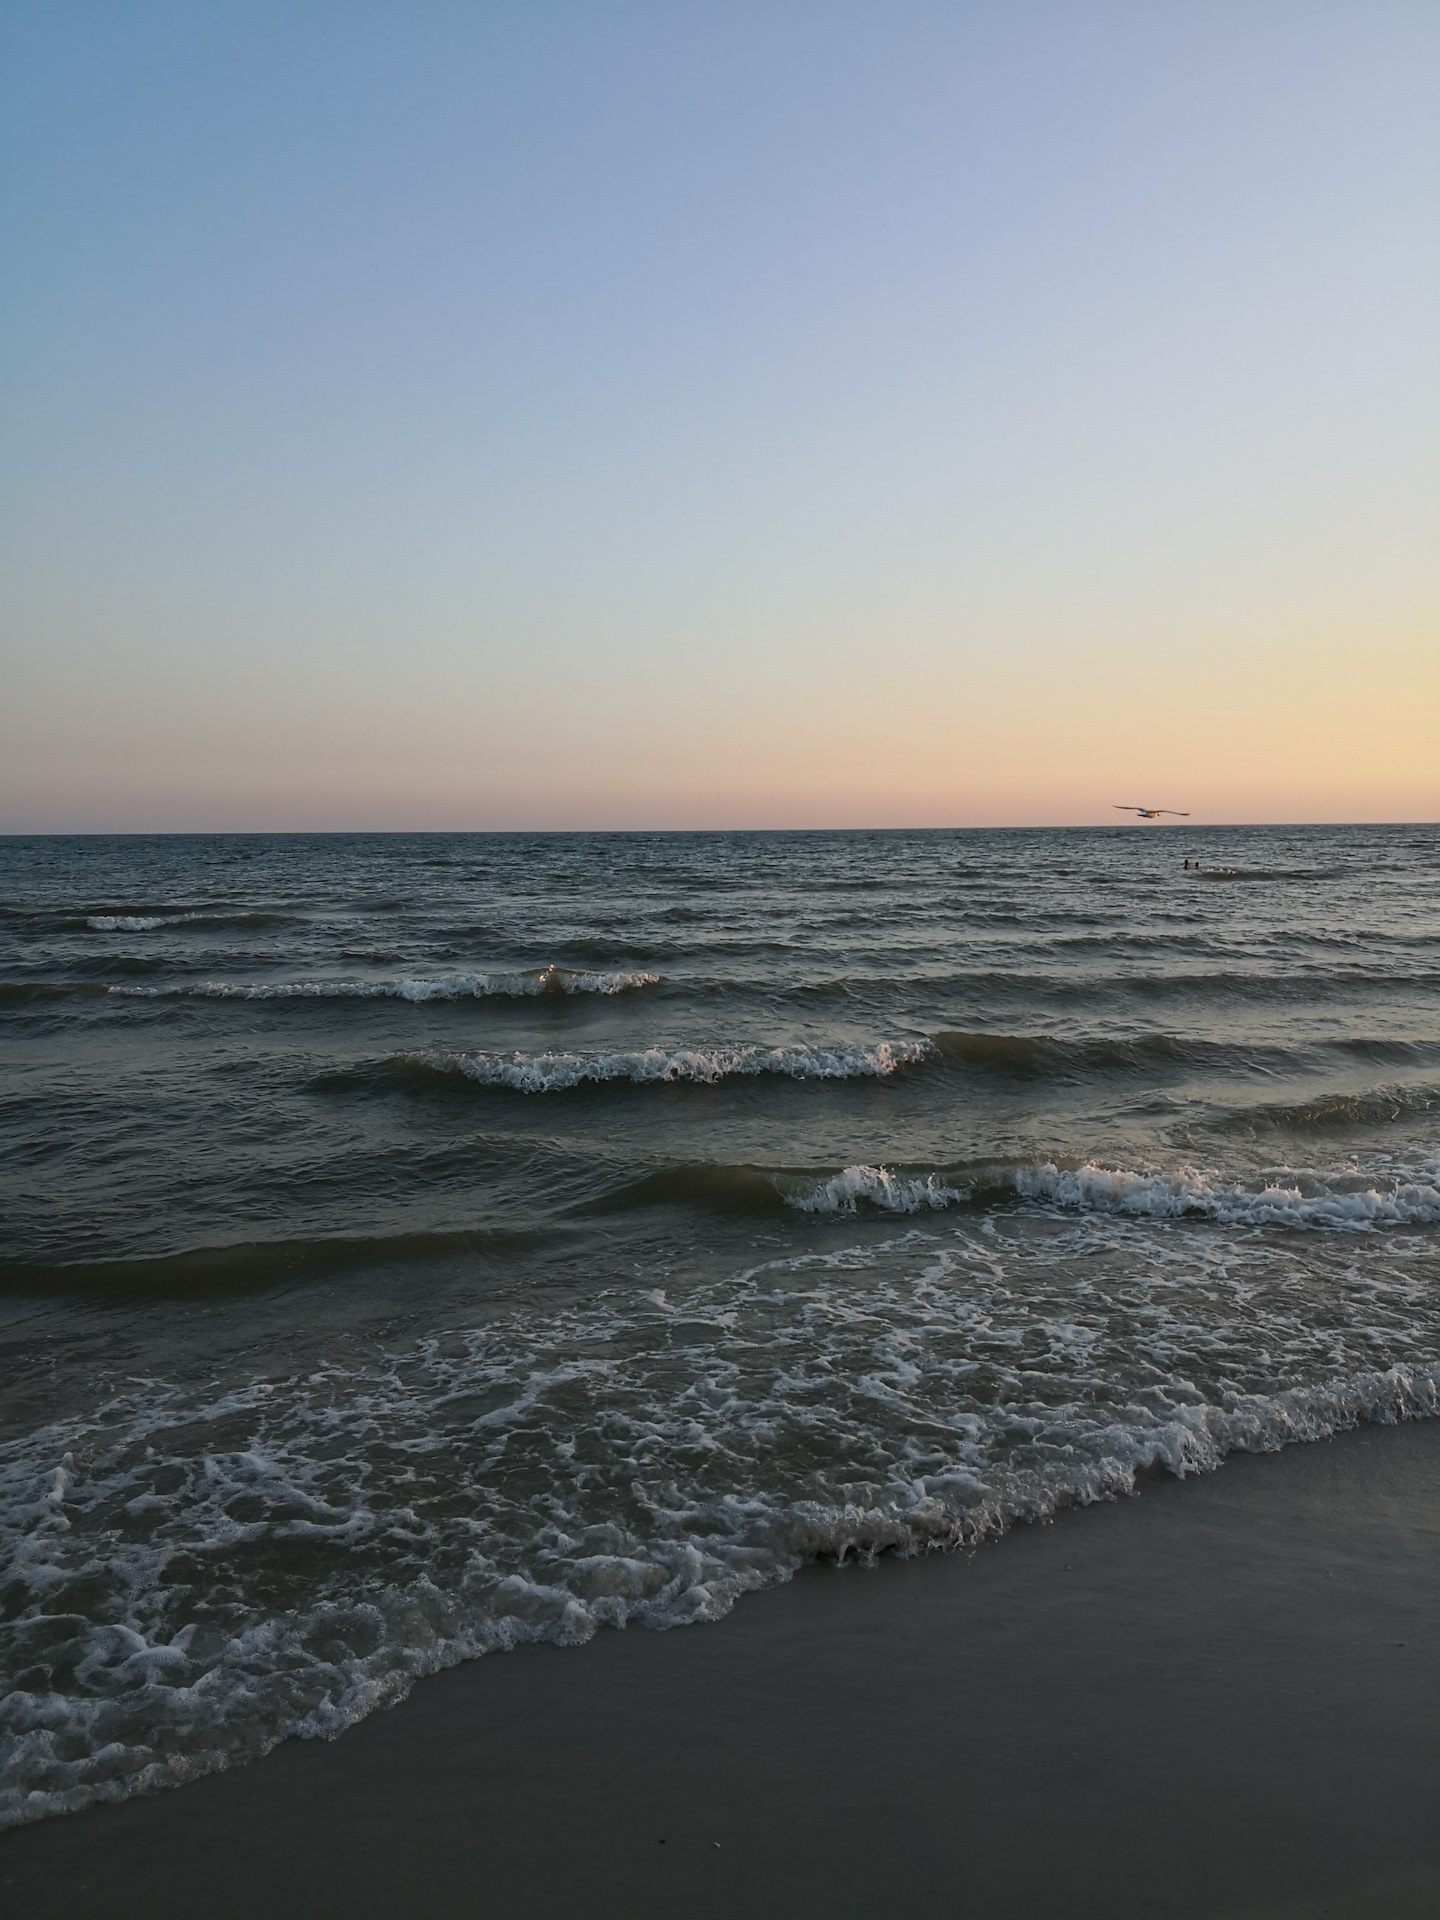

2,824,1438,1824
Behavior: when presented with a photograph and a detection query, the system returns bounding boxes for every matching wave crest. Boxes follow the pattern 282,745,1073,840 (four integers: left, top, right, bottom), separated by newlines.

1012,1159,1440,1229
934,1028,1241,1077
83,911,288,931
1242,1086,1438,1132
787,1166,965,1213
109,966,660,1002
402,1039,930,1094
594,1152,1440,1231
780,1157,1440,1230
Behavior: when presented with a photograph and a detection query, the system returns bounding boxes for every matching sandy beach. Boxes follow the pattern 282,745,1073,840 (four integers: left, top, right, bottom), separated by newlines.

4,1416,1438,1919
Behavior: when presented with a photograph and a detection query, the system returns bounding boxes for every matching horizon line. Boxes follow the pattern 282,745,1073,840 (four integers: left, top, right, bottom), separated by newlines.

3,818,1437,840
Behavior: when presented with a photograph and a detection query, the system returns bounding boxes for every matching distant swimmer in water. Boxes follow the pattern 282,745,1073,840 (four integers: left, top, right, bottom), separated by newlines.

1114,806,1191,820
1184,859,1190,869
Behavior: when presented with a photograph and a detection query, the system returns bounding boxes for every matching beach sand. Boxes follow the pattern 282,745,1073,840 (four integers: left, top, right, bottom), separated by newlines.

4,1417,1438,1919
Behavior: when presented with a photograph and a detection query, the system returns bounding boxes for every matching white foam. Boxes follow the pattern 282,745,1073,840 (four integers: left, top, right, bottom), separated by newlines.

1012,1159,1440,1230
420,1039,931,1092
4,1217,1439,1830
782,1156,1440,1232
108,967,660,1001
788,1165,965,1212
85,912,268,932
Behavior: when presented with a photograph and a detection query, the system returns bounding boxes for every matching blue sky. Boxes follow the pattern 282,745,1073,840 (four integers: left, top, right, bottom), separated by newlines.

3,2,1436,828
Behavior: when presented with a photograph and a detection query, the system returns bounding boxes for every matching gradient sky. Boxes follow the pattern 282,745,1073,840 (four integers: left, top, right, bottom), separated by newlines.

2,1,1436,830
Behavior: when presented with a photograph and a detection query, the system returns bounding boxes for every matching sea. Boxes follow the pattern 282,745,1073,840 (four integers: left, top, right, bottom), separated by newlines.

2,824,1438,1828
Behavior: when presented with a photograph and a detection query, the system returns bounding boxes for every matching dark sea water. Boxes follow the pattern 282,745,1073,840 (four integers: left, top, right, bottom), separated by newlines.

3,825,1439,1826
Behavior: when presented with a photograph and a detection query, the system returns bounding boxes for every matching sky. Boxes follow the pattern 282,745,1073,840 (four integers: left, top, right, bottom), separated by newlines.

2,1,1436,831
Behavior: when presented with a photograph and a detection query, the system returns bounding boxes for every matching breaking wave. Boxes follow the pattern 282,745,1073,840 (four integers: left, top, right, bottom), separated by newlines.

787,1166,966,1212
1197,866,1340,883
83,912,289,932
597,1153,1440,1228
108,966,660,1002
781,1156,1440,1229
1005,1158,1440,1229
788,1157,1440,1231
390,1039,931,1094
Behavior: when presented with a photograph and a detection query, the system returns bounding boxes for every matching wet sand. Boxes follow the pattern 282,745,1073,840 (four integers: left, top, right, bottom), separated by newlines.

4,1417,1439,1919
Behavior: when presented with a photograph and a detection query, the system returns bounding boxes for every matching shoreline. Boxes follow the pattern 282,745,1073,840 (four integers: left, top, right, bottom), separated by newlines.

4,1415,1440,1918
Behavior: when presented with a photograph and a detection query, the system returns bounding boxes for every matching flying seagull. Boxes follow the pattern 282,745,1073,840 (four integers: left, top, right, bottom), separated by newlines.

1114,805,1190,819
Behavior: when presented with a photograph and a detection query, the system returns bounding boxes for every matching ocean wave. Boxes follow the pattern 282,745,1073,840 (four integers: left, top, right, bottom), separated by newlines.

785,1157,1440,1229
774,1159,1440,1229
596,1152,1440,1229
82,911,289,931
935,1028,1440,1080
585,1164,797,1216
589,1162,963,1217
4,1222,1438,1828
394,1039,931,1093
933,1028,1213,1075
1109,969,1440,1000
1235,1085,1439,1132
1197,867,1341,883
929,1025,1359,1077
1007,1159,1440,1230
0,982,111,1004
787,1165,966,1212
107,966,660,1002
591,1161,966,1217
